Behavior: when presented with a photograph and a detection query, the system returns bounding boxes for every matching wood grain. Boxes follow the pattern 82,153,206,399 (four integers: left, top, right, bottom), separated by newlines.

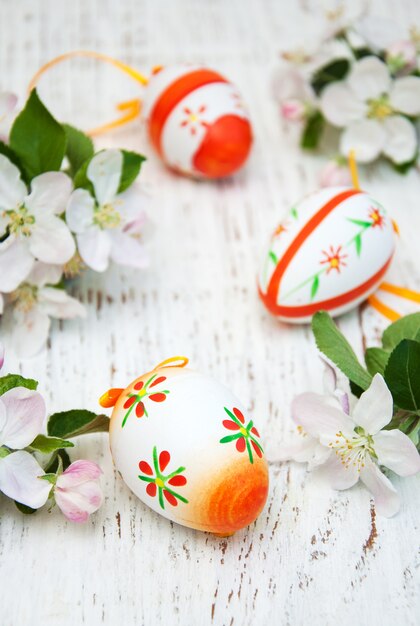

0,1,419,625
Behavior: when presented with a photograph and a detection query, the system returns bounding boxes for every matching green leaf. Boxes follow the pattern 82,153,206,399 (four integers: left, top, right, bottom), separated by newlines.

312,311,372,390
118,150,146,193
311,59,350,95
390,153,418,174
268,251,278,264
45,448,71,473
310,275,319,300
349,380,364,398
353,47,372,60
0,140,23,171
354,233,362,256
382,313,420,352
301,111,325,149
291,207,298,220
47,409,109,439
365,347,390,376
63,124,94,176
28,434,74,454
0,374,38,395
14,501,37,515
384,339,420,411
73,158,95,196
9,89,66,180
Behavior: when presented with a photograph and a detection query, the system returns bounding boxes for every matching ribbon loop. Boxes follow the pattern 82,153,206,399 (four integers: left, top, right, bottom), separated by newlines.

154,357,189,370
28,50,149,136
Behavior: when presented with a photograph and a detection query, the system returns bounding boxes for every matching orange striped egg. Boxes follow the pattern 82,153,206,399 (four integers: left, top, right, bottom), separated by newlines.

100,358,269,535
142,66,253,179
258,187,396,323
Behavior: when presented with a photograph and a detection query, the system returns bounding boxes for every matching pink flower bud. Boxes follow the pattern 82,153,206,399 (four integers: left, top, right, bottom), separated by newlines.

281,99,306,122
319,159,352,188
54,460,103,523
386,40,417,73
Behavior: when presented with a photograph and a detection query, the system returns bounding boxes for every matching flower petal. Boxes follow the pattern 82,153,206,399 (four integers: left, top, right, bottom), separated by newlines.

352,374,393,434
347,56,391,101
56,460,102,489
110,231,148,269
55,480,103,523
118,188,148,226
0,154,27,213
0,236,34,292
274,433,332,469
77,228,112,272
292,392,354,439
356,16,404,52
0,92,17,118
382,115,417,164
29,215,75,264
25,172,72,217
87,149,122,205
26,261,63,287
0,450,51,508
0,386,46,449
373,430,420,476
360,456,400,517
389,76,420,116
320,82,366,127
65,189,95,234
340,119,386,163
9,307,51,358
38,287,86,319
314,450,360,490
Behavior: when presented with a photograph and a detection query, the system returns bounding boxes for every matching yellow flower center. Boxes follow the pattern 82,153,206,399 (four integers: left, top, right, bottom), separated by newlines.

155,477,164,488
64,252,85,278
93,202,121,229
239,426,247,436
10,284,38,312
328,428,375,472
138,389,147,399
189,113,198,122
5,206,35,237
367,96,393,120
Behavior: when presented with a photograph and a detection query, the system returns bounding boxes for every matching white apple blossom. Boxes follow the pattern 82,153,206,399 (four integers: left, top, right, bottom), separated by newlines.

66,150,148,273
320,56,420,163
0,386,51,508
386,40,417,75
288,373,420,517
0,155,75,292
6,261,85,357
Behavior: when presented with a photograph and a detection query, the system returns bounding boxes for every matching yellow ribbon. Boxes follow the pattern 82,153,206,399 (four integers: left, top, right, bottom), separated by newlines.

28,50,149,136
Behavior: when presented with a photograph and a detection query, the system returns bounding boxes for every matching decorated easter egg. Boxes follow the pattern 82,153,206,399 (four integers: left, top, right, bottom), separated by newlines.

142,66,253,178
100,357,269,535
258,186,396,323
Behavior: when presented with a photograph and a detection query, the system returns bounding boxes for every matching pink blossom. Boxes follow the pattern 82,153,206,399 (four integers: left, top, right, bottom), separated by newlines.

319,159,352,188
281,99,306,122
54,460,103,523
386,40,417,74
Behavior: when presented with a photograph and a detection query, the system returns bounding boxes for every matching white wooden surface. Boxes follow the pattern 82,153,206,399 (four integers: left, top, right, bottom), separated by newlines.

1,1,420,625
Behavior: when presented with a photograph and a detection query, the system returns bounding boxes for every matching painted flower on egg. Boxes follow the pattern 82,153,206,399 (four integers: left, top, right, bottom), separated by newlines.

138,446,188,510
122,374,169,427
220,407,263,464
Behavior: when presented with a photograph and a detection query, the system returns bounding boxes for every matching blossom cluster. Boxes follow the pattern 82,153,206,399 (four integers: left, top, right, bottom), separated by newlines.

0,90,147,357
277,311,420,517
0,344,104,522
273,4,420,182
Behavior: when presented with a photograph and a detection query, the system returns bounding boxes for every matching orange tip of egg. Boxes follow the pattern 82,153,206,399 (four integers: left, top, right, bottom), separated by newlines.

99,388,124,408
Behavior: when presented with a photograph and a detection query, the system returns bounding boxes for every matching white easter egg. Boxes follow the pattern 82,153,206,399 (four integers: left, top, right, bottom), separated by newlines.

100,358,269,535
258,187,396,323
142,65,253,179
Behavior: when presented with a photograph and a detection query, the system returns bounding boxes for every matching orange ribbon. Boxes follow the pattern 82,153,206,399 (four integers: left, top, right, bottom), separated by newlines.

28,50,149,136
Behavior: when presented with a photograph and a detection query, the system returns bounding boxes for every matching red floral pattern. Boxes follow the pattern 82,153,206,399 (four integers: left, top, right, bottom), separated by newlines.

121,374,170,427
138,446,188,510
220,407,263,464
